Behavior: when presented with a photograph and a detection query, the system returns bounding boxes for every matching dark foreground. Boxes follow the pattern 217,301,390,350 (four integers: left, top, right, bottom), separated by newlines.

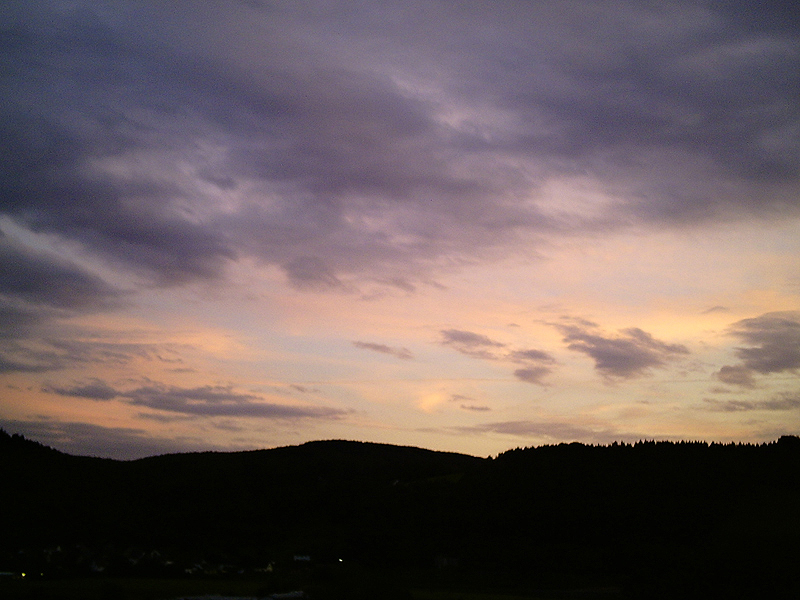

0,574,622,600
3,431,800,598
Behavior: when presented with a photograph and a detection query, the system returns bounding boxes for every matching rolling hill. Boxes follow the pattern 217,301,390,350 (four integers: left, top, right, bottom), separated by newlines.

3,430,799,597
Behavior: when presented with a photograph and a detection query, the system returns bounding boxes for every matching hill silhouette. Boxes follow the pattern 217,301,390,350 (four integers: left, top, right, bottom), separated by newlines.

2,430,799,598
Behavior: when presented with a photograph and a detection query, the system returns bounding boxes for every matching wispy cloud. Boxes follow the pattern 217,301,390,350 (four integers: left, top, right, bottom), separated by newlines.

702,393,800,413
0,235,121,312
353,341,414,360
43,380,350,420
715,365,757,389
440,330,557,385
513,367,553,386
43,379,119,401
440,329,506,360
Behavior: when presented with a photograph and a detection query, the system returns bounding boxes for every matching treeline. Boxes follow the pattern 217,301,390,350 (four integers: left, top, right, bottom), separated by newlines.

2,430,799,597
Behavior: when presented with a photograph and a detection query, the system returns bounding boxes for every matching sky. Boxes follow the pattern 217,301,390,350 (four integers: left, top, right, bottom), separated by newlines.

1,0,799,460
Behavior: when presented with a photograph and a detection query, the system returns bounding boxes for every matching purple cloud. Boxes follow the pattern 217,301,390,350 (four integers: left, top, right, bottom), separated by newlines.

715,312,800,387
42,380,350,421
353,341,414,360
702,393,800,413
557,321,689,380
440,329,505,360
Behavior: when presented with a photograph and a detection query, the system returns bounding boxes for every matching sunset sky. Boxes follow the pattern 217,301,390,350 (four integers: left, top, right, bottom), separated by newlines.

1,0,799,459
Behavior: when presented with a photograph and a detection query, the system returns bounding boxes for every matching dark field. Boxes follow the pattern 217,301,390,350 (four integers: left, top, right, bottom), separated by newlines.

0,577,618,600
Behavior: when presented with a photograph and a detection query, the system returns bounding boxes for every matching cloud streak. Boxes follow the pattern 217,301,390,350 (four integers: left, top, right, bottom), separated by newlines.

702,393,800,413
44,380,349,420
440,329,506,360
353,341,414,360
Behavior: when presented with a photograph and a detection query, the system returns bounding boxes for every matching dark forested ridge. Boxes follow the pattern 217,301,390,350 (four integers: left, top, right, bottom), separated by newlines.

2,430,800,598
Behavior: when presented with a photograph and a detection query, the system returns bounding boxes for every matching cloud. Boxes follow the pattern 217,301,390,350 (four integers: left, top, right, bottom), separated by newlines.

124,384,347,419
557,320,690,380
440,329,505,360
715,365,756,388
43,379,350,420
0,342,68,374
1,0,796,298
0,235,122,354
0,236,120,311
43,379,119,401
0,353,55,374
460,404,491,412
507,349,555,363
513,367,552,385
702,393,800,413
447,394,491,412
283,257,347,291
440,331,556,383
353,341,414,360
508,348,557,385
729,312,800,374
715,311,800,386
0,336,184,374
702,305,730,314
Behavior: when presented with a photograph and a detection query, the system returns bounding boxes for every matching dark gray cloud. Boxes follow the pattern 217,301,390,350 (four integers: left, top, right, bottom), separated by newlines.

716,311,800,386
353,341,414,360
125,384,323,418
0,337,183,374
440,330,556,383
507,349,555,364
715,365,757,388
448,394,491,412
728,312,800,374
43,379,350,420
0,352,55,374
0,303,41,340
0,236,120,311
702,393,800,412
703,305,730,314
1,0,796,295
0,236,123,357
460,404,491,412
557,321,689,380
440,329,505,360
513,367,552,386
0,341,69,373
43,379,119,401
284,257,347,291
508,348,556,385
